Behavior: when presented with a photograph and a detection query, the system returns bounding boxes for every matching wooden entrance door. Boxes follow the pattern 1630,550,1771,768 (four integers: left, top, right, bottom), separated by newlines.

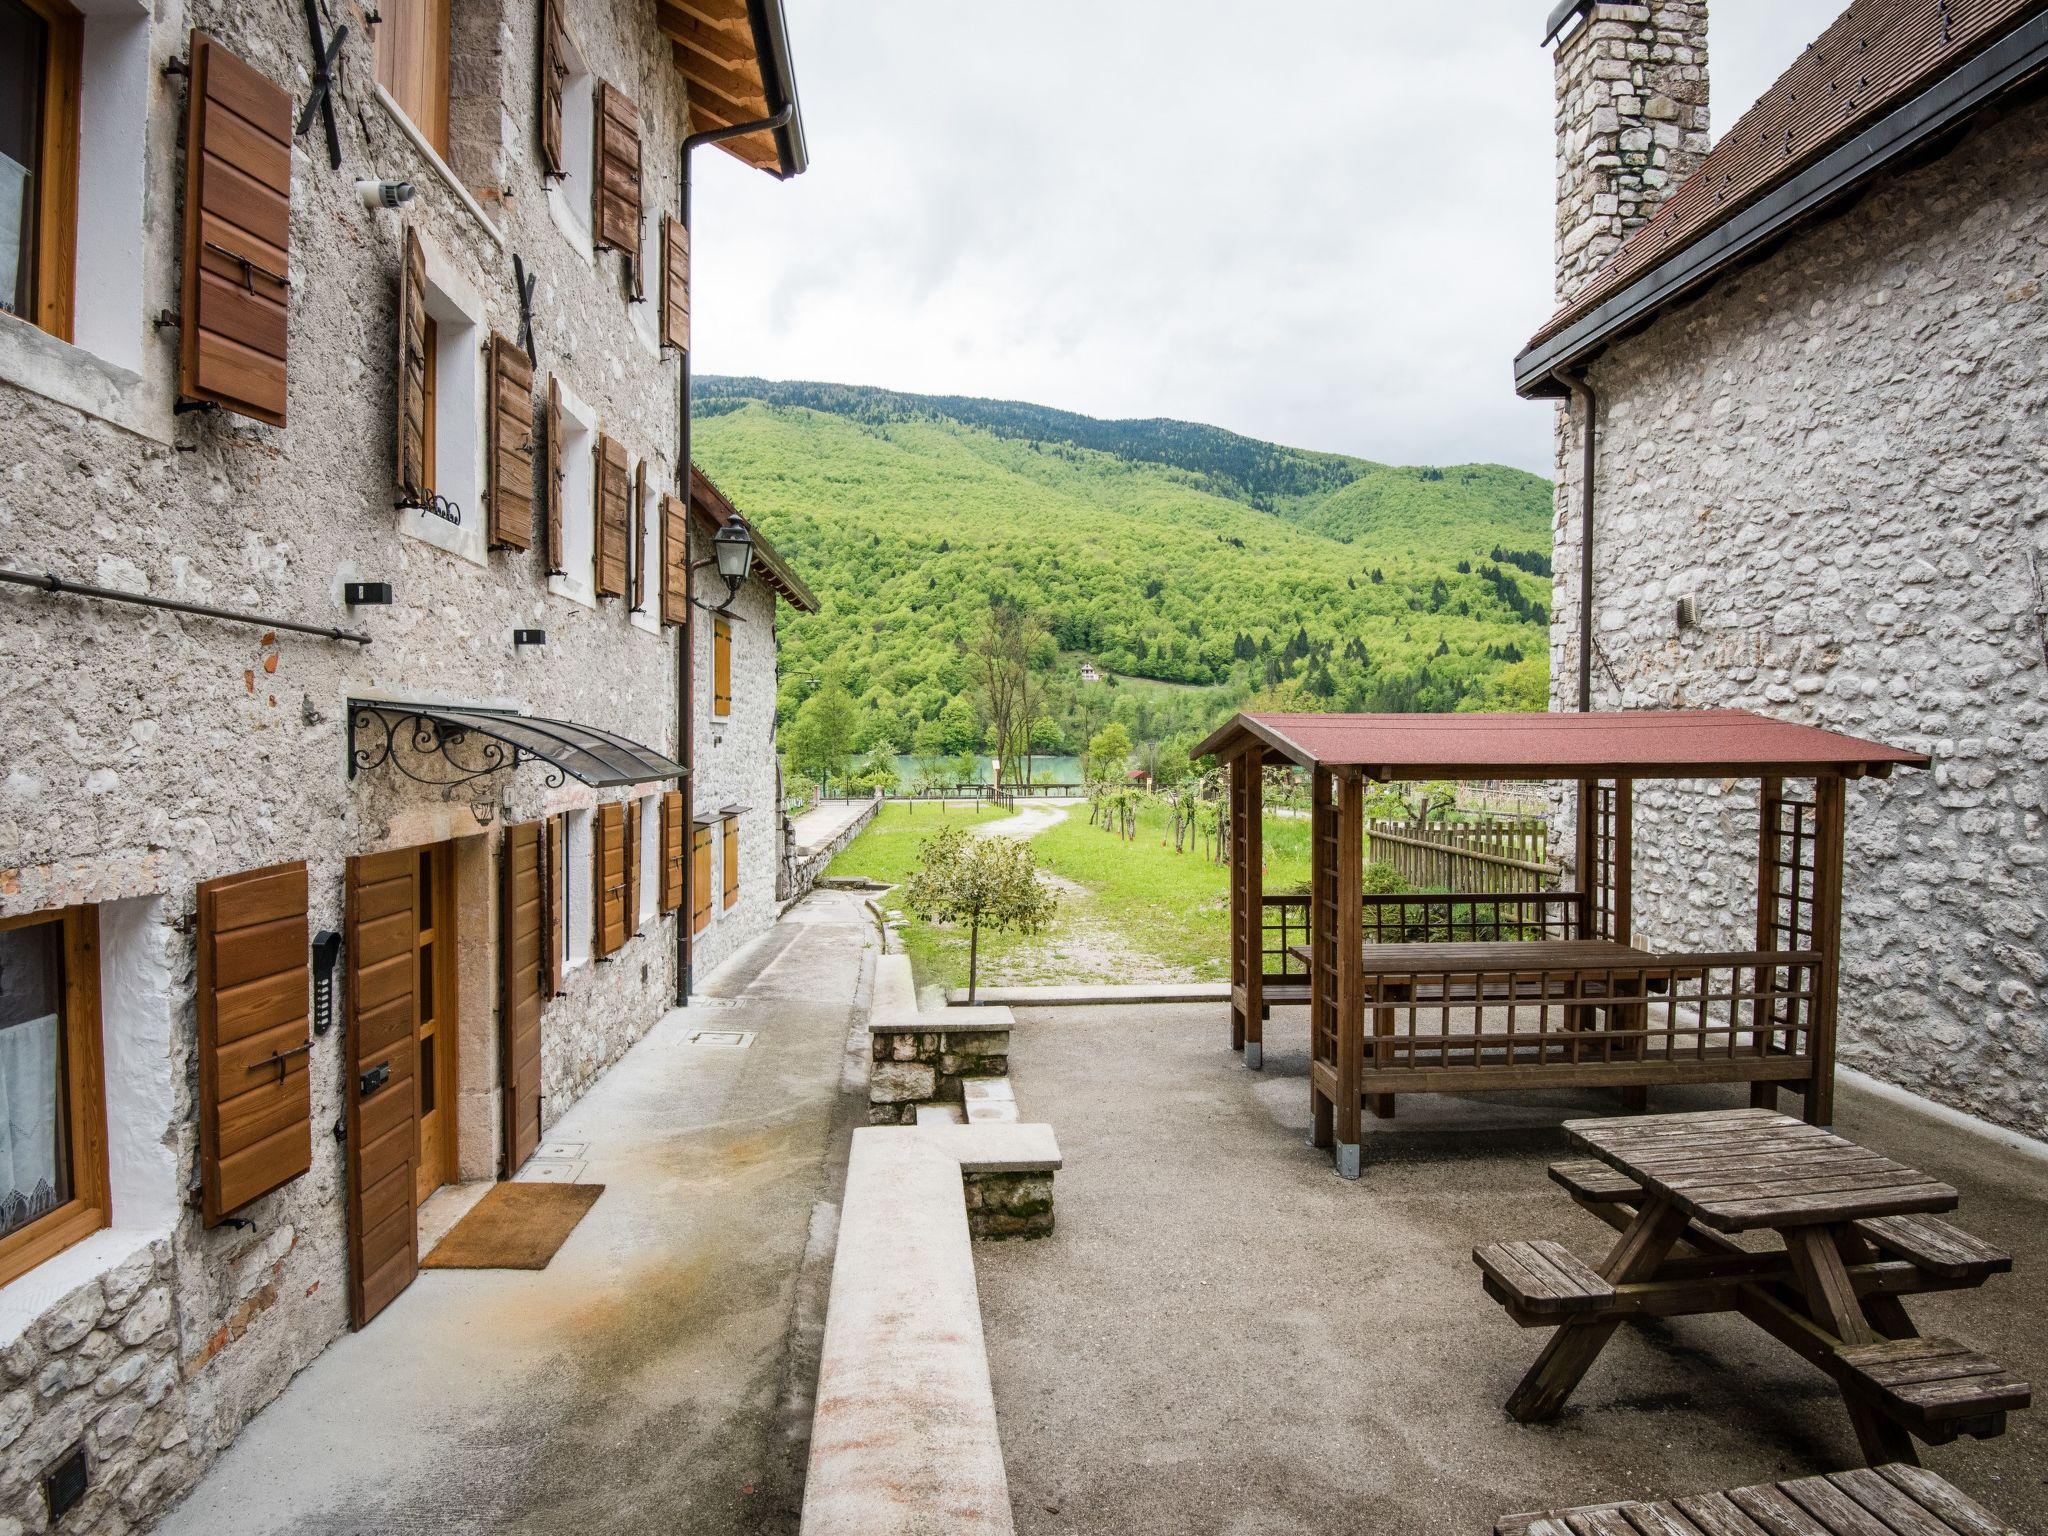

344,849,420,1329
412,842,457,1206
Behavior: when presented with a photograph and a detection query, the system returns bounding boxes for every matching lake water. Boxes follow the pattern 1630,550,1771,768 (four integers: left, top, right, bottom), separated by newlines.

888,754,1084,790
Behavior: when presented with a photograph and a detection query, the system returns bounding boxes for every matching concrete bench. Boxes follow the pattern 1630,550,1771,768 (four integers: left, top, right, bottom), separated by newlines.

802,1122,1063,1536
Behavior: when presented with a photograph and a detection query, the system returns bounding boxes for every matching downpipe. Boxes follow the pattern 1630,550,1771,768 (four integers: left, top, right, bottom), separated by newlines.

1551,367,1597,712
674,103,795,1010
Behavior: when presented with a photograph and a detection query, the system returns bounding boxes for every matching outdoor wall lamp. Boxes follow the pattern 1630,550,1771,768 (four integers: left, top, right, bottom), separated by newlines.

345,581,394,606
710,518,755,607
514,628,547,647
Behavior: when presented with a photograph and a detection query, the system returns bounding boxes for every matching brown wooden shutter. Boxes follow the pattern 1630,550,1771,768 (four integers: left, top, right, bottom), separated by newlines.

544,375,565,574
624,799,642,934
543,814,564,996
722,815,740,910
177,30,292,426
593,802,627,957
500,821,544,1175
691,823,713,934
595,434,629,598
396,224,430,503
661,492,690,626
660,215,690,352
196,860,311,1227
486,333,536,550
631,460,649,610
344,849,420,1330
660,791,684,913
537,0,567,178
714,617,733,716
593,83,642,258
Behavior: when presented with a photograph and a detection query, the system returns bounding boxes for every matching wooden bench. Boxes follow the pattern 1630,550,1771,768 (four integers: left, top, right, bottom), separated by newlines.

1497,1466,2021,1536
1834,1338,2032,1444
1475,1241,1615,1318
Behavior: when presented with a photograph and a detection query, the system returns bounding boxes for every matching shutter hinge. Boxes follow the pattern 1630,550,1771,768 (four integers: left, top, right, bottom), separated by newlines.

153,309,182,332
161,56,190,80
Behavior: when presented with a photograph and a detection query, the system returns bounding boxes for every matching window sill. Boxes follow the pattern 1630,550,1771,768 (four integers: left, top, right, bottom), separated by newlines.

548,574,597,609
371,84,506,249
0,313,172,445
546,183,596,266
0,1226,165,1348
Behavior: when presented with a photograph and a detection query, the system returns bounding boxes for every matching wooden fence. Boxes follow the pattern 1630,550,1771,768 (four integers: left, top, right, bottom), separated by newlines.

1365,817,1557,893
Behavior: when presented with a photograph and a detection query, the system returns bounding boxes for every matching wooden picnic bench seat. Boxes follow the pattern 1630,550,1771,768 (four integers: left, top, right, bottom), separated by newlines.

1496,1466,2021,1536
1544,1163,2012,1283
1834,1338,2032,1443
1475,1240,1615,1318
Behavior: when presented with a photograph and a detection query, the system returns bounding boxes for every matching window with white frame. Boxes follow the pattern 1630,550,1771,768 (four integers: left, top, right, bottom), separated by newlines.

549,381,597,606
400,235,485,565
0,0,154,436
562,808,593,973
631,455,661,635
636,793,659,926
546,25,595,258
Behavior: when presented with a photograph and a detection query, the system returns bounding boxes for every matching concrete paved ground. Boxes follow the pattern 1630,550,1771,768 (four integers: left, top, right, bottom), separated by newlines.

159,890,876,1536
976,1004,2048,1536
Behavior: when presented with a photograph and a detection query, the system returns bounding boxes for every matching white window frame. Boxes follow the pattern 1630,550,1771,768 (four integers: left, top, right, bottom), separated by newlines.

562,807,593,974
630,453,662,635
548,379,598,607
636,793,659,926
545,27,596,262
0,0,162,442
398,233,487,566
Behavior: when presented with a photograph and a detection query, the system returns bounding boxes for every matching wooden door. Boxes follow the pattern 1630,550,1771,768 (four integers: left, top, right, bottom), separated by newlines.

500,822,545,1176
345,849,420,1329
412,843,456,1206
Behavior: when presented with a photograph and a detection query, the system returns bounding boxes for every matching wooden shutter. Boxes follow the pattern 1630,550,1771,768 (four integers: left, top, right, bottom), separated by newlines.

595,434,629,598
722,815,740,910
624,800,642,934
631,460,649,610
543,814,564,996
691,824,714,934
593,83,642,258
500,822,544,1176
594,802,627,957
660,791,684,913
660,215,690,351
344,850,420,1330
486,333,536,550
713,617,733,716
177,30,292,426
537,0,566,177
196,861,311,1227
544,375,565,574
661,492,690,626
396,224,430,503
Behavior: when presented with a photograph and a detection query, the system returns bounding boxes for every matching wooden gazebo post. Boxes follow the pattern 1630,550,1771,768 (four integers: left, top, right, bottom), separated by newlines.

1307,764,1366,1178
1229,745,1266,1067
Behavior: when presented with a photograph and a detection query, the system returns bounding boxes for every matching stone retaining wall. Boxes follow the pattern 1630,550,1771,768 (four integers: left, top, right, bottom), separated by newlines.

780,797,882,905
867,1012,1013,1126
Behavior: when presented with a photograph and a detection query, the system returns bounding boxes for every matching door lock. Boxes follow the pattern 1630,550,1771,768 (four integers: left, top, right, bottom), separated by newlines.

358,1061,391,1097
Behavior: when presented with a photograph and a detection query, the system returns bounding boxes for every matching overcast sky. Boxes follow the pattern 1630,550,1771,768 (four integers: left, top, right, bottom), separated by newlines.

693,2,1849,478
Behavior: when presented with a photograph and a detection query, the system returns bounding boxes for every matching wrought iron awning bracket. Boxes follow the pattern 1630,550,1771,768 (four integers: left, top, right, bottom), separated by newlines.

347,704,565,791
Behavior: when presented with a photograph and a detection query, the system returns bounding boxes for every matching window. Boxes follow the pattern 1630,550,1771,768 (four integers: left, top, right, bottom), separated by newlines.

548,380,597,605
373,0,451,158
545,23,595,256
632,457,661,635
0,906,106,1288
691,823,713,935
722,815,740,910
0,0,79,341
712,617,732,719
399,234,486,565
561,808,593,972
637,794,659,926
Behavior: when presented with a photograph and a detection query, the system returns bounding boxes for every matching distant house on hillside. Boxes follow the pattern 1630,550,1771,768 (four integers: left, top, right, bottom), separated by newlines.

1521,1,2047,1137
1079,661,1104,683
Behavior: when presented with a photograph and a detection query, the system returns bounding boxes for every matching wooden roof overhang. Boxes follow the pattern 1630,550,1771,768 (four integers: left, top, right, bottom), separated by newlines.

656,0,808,178
689,464,819,612
1191,710,1930,782
1516,0,2048,397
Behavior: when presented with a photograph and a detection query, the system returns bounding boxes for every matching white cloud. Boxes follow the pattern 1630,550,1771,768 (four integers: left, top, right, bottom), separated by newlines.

694,1,1853,477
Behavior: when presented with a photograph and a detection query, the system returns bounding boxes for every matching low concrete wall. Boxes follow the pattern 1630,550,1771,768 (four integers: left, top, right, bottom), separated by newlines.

781,797,883,904
801,1123,1062,1536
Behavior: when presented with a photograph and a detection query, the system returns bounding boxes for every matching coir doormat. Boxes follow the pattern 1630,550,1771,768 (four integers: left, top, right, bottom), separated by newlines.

422,1182,604,1270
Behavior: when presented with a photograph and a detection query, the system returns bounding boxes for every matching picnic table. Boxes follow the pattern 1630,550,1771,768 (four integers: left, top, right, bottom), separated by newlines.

1474,1108,2028,1465
1497,1466,2023,1536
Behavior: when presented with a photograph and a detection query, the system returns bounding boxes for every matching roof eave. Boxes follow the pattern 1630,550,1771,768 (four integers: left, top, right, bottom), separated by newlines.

745,0,808,179
1515,9,2048,398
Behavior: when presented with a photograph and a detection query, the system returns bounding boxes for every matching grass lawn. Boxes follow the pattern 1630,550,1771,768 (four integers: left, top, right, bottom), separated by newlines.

825,798,1314,993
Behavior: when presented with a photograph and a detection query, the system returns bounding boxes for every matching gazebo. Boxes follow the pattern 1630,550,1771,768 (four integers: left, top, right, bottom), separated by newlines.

1191,711,1928,1178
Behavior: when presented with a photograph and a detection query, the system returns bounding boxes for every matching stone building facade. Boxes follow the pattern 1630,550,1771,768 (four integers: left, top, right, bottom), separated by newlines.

1525,2,2047,1138
0,2,808,1529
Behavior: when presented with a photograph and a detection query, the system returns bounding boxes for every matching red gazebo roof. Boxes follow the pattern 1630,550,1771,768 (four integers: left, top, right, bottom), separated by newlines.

1192,710,1929,781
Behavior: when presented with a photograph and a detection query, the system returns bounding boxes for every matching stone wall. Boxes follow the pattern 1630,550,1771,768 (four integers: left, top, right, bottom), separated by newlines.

868,1017,1014,1125
0,2,787,1529
1547,95,2048,1138
781,796,882,905
1553,2,1709,302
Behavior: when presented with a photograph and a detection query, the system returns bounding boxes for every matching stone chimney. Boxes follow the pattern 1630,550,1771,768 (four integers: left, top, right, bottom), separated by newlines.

1552,3,1710,303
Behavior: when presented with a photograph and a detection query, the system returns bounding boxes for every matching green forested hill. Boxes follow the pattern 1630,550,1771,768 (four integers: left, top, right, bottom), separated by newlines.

693,379,1554,766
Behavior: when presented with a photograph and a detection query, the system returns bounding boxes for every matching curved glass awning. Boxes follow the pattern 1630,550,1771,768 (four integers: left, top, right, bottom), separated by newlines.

348,701,686,791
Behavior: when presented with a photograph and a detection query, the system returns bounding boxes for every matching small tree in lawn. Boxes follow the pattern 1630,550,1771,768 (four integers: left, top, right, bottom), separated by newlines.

903,826,1058,1003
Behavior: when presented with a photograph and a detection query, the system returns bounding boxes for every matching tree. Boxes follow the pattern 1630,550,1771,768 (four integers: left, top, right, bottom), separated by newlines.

903,827,1058,1002
1084,721,1132,783
785,675,859,790
965,596,1047,789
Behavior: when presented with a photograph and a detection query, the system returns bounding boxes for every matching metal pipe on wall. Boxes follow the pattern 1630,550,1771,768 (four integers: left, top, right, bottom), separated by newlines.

1550,367,1597,712
0,566,372,644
